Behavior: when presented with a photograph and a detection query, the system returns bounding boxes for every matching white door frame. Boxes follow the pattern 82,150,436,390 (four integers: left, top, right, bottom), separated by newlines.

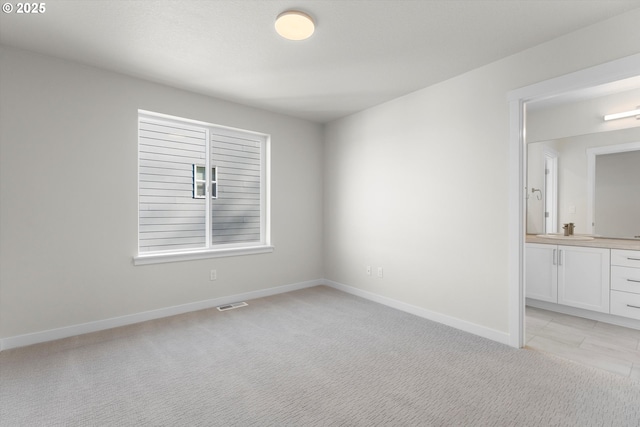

507,53,640,348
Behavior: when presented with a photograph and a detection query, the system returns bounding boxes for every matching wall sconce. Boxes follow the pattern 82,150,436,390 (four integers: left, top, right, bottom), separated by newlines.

603,106,640,121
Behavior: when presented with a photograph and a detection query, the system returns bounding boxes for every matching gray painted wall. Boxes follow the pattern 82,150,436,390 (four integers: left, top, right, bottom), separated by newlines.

0,46,324,339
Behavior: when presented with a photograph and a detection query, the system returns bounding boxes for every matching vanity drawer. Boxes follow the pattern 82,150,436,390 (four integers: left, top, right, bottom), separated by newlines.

611,249,640,268
610,291,640,321
611,266,640,294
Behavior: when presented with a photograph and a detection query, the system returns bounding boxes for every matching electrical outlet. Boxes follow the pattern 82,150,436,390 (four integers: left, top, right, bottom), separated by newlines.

210,270,217,281
366,266,372,276
377,267,383,278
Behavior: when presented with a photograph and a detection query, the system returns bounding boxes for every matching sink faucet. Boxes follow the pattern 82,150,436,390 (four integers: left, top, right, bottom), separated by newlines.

562,223,576,236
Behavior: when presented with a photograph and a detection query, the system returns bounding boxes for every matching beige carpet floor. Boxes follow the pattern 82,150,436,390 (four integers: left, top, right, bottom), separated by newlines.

1,285,639,426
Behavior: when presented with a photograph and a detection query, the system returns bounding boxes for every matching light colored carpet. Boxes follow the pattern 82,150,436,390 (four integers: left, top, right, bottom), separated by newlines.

1,285,639,426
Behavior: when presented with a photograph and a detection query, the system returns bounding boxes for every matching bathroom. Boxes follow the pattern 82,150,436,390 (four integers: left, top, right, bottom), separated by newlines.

524,76,640,378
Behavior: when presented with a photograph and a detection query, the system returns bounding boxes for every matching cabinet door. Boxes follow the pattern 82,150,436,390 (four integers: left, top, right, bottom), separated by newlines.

526,243,558,303
557,245,610,313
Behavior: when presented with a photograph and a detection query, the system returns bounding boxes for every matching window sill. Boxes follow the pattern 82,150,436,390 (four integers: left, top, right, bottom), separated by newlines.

133,245,274,266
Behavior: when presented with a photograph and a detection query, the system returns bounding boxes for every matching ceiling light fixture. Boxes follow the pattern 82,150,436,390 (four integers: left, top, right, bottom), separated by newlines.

275,10,315,41
603,106,640,121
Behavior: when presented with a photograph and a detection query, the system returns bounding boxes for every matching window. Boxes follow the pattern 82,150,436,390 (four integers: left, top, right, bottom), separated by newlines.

135,111,271,264
210,167,218,199
192,165,217,199
193,165,206,198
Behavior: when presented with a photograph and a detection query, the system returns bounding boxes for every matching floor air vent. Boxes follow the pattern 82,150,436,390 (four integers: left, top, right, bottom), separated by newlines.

216,302,248,312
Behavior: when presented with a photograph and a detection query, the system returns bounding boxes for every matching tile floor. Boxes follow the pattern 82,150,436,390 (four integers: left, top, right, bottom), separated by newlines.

525,306,640,379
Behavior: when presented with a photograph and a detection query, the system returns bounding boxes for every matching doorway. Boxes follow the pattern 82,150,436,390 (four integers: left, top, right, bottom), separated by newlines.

507,52,640,349
510,56,640,378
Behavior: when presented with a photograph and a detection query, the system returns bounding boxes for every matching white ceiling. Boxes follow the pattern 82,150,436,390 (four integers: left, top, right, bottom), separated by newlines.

2,0,640,123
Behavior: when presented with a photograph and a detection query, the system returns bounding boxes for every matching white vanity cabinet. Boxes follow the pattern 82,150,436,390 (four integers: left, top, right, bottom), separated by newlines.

610,249,640,320
525,243,558,303
557,246,610,313
526,243,610,313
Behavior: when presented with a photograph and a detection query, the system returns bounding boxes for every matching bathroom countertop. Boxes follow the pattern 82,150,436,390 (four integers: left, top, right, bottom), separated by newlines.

526,235,640,251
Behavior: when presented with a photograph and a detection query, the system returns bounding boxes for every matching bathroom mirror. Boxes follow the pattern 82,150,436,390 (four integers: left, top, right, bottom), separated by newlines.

588,142,640,239
526,130,640,239
525,77,640,239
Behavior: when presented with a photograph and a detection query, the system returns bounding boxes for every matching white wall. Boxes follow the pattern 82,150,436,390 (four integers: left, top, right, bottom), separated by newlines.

324,9,640,335
527,87,640,143
0,46,324,340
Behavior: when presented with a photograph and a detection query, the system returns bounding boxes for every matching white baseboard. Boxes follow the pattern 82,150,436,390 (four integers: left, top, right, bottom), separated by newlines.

0,278,511,351
0,279,323,351
325,280,511,345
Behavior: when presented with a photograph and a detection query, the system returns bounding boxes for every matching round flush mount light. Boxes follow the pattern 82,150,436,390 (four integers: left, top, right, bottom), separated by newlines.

275,10,315,41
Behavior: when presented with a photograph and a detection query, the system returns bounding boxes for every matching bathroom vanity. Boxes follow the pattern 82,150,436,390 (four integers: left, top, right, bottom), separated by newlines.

526,235,640,327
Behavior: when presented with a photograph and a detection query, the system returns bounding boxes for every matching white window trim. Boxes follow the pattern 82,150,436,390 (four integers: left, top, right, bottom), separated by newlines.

133,245,275,265
136,110,272,265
